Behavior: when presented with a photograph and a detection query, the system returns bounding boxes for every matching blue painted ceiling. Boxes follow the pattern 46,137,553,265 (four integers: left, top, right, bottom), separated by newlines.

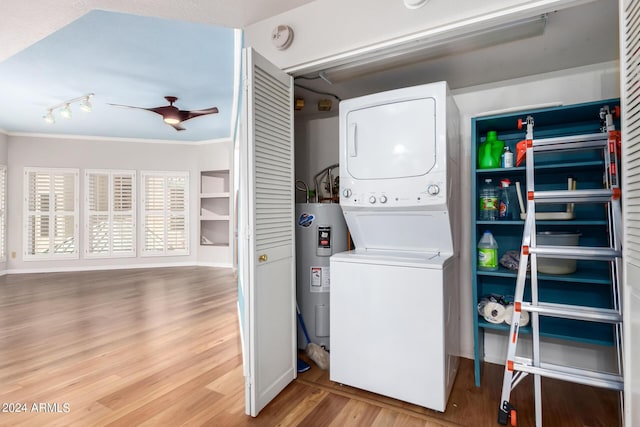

0,10,237,142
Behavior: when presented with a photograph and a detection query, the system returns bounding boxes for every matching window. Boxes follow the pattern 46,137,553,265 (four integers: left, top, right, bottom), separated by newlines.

24,168,79,259
0,165,6,261
85,170,136,258
141,171,189,256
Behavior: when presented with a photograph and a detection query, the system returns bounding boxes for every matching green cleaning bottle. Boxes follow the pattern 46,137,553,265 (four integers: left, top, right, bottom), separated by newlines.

478,131,505,169
478,230,499,271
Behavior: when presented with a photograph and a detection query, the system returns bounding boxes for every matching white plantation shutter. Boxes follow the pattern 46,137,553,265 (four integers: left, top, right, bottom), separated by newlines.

24,168,78,259
0,166,5,261
85,170,136,258
167,175,187,253
143,174,165,253
142,171,189,256
113,173,135,254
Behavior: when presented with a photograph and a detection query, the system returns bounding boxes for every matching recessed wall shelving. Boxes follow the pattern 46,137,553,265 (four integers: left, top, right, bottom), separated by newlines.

200,170,230,246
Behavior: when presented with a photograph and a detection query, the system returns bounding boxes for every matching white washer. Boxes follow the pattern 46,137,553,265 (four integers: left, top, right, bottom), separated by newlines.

330,251,459,411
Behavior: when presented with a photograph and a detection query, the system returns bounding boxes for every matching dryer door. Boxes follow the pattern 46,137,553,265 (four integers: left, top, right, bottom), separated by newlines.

345,97,436,180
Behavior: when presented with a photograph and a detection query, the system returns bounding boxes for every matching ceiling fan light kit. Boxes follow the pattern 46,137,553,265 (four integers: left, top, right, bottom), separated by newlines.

43,93,94,124
163,116,180,125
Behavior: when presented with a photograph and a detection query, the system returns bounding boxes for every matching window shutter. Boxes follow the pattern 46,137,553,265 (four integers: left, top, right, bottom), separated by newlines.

142,171,189,256
167,175,187,253
25,168,78,259
143,174,166,253
85,170,136,258
112,173,135,254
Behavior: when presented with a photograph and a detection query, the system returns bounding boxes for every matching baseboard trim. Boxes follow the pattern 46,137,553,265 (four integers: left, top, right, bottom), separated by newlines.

6,261,210,275
196,261,234,269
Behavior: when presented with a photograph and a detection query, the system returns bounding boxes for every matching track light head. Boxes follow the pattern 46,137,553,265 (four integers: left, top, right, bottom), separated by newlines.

80,96,92,112
43,110,55,124
60,104,72,119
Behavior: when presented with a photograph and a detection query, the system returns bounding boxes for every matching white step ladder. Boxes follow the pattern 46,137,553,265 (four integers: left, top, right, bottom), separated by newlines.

497,107,624,426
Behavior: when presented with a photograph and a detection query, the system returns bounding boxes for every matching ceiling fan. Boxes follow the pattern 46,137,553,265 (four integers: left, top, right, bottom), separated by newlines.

108,96,218,131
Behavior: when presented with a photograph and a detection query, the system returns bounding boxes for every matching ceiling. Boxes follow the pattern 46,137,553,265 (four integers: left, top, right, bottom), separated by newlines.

291,0,619,119
0,0,315,142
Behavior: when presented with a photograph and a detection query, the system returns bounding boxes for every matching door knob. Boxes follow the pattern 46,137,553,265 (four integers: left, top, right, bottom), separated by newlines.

258,254,268,262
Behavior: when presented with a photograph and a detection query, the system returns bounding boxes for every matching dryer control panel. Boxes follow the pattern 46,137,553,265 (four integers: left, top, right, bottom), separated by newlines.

341,180,445,207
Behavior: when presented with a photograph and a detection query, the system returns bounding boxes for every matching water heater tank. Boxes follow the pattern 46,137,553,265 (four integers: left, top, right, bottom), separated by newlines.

295,203,348,350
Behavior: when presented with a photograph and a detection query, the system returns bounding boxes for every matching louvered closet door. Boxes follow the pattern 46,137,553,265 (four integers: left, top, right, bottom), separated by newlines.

242,47,296,417
622,0,640,423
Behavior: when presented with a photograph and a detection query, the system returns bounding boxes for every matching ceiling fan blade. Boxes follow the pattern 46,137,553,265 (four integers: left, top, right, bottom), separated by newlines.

181,107,219,122
107,103,155,112
170,123,186,131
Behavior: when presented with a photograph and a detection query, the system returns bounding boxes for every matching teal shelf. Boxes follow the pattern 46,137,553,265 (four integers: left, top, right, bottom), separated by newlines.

476,220,608,226
476,160,604,174
477,318,614,347
477,263,612,285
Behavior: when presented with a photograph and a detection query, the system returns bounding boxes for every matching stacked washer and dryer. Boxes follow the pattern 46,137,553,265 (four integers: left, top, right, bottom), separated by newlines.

330,81,461,412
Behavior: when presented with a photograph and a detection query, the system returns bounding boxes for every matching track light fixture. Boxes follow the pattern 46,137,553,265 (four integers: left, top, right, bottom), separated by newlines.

43,93,94,124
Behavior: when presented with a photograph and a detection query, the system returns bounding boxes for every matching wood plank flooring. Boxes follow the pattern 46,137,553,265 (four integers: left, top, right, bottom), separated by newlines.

0,267,620,426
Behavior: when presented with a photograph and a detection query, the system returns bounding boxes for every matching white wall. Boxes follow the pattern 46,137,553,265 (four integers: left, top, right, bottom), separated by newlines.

294,115,339,202
293,61,620,368
0,132,7,273
245,0,592,71
6,135,232,272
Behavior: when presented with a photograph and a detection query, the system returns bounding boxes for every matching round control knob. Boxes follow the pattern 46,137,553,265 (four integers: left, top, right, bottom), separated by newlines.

380,195,388,204
343,188,352,198
369,196,376,204
427,185,440,195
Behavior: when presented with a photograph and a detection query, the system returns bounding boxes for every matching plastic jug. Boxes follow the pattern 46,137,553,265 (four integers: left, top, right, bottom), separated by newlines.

478,230,499,271
479,178,498,221
478,131,505,169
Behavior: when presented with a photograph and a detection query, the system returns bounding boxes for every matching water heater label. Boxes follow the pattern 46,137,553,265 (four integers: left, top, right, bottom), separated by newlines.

298,213,315,227
310,266,330,292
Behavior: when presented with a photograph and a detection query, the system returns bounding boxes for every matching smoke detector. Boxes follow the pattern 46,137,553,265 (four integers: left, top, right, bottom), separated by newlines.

271,25,294,50
404,0,429,9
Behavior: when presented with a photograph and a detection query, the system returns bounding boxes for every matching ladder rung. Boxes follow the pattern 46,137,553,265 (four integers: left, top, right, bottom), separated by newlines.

532,188,617,204
530,245,621,261
531,133,608,152
511,357,623,391
519,302,622,323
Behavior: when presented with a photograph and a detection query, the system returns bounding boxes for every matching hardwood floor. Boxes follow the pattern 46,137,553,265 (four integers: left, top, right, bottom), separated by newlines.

0,267,620,426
